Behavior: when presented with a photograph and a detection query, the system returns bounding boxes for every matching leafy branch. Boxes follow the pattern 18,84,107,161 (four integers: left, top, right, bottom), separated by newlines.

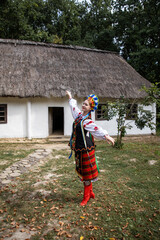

103,83,159,149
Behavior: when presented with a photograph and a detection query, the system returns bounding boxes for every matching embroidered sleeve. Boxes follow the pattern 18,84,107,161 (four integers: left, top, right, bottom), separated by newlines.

69,98,82,120
83,119,108,140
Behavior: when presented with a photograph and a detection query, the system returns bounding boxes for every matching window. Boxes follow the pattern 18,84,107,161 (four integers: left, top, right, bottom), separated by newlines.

95,103,108,120
126,104,138,120
0,104,7,124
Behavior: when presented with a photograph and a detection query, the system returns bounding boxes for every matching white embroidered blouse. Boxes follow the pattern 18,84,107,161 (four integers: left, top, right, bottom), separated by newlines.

69,98,109,140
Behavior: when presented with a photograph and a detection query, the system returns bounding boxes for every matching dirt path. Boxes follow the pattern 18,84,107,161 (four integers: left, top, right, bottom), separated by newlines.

0,134,159,144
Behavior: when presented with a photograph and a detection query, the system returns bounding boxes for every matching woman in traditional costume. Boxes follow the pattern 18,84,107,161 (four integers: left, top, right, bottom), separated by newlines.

66,91,115,206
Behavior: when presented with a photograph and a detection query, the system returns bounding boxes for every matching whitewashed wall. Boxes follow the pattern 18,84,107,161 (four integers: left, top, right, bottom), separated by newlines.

0,98,27,138
30,97,73,138
0,97,156,138
0,97,74,138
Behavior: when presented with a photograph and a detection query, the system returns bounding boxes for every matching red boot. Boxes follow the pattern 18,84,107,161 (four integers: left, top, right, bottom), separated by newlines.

80,184,91,206
90,182,95,199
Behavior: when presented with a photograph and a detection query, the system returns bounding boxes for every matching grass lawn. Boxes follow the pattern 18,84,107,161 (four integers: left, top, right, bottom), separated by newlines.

0,143,34,173
0,138,160,240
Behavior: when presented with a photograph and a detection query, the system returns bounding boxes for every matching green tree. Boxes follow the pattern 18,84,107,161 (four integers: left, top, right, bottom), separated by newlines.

43,0,80,44
142,82,160,130
112,0,160,83
0,0,117,49
81,0,118,50
0,0,55,42
0,0,19,39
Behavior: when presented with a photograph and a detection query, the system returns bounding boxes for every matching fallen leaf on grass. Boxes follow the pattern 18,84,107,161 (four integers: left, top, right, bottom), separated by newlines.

59,221,64,226
54,228,62,232
48,199,52,201
122,222,129,230
94,207,101,210
10,222,16,225
106,208,111,212
86,225,99,231
37,226,42,230
1,228,6,231
148,229,153,235
23,217,29,221
30,228,37,231
66,224,71,229
94,226,98,230
56,229,72,238
135,233,141,238
66,233,72,238
80,216,85,219
80,236,84,240
50,205,59,210
11,190,16,194
57,230,66,236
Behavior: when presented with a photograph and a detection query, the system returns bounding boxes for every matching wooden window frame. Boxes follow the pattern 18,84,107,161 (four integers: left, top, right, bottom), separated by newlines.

126,103,138,120
95,103,108,121
0,104,7,124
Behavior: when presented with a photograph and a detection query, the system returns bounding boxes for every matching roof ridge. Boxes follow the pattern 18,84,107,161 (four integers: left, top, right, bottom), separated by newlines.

0,38,119,55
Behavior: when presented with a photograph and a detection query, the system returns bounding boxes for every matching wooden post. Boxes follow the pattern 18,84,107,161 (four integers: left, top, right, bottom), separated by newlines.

27,101,32,139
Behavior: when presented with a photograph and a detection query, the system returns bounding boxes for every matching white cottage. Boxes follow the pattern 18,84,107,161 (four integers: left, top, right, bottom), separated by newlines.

0,39,156,138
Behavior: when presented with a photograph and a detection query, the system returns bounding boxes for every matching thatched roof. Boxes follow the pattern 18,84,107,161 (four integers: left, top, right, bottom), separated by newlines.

0,38,151,99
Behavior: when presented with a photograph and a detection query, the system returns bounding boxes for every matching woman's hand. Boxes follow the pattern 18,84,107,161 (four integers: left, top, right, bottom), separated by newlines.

66,90,72,99
105,135,115,146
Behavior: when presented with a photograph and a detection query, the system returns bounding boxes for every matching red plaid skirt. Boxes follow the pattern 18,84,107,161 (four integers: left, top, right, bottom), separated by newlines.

75,149,98,181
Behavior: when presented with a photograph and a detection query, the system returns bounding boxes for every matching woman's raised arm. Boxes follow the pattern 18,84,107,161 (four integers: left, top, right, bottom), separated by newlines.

66,90,82,120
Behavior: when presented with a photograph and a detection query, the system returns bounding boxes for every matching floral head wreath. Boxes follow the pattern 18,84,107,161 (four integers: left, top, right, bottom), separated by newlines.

87,94,99,112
